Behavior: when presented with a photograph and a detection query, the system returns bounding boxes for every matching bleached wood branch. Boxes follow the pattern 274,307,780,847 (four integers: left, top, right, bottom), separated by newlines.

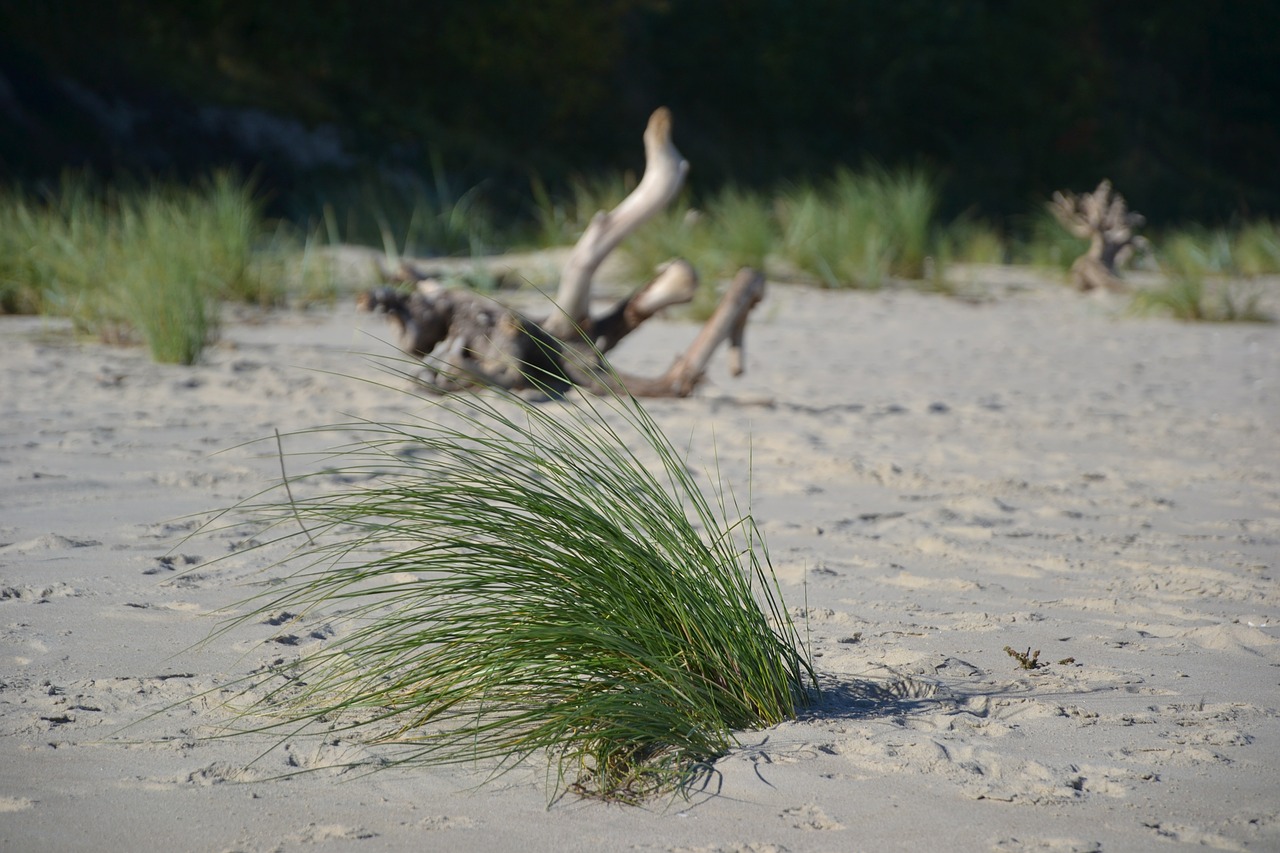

543,107,689,339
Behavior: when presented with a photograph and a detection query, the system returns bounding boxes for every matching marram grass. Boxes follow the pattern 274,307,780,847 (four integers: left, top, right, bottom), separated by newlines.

217,370,818,802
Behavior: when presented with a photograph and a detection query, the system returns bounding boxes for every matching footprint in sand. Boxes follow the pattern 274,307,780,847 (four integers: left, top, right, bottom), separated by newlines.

284,823,377,844
779,802,844,831
0,582,82,602
0,533,102,552
418,815,476,831
0,797,36,813
992,838,1102,853
660,840,788,845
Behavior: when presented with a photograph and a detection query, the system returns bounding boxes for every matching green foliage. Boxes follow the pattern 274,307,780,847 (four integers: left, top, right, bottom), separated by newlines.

115,192,218,364
1232,221,1280,277
863,167,938,280
530,166,940,294
647,187,780,321
1129,227,1272,322
1156,223,1280,280
938,215,1007,266
0,190,54,315
1015,209,1090,272
777,167,940,289
703,184,779,276
249,221,341,309
0,172,267,363
216,374,818,802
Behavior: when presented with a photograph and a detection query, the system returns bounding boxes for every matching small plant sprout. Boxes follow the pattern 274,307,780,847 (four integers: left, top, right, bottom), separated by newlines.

212,364,819,802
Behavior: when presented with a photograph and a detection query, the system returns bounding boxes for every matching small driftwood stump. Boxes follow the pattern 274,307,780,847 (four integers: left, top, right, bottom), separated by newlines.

1049,179,1148,293
360,108,765,398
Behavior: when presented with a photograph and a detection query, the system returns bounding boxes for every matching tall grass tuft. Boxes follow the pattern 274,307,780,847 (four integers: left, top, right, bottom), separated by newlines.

0,172,266,363
777,166,939,288
939,215,1007,265
1135,228,1272,322
704,184,778,277
217,372,819,802
778,177,876,288
1232,220,1280,277
862,166,937,279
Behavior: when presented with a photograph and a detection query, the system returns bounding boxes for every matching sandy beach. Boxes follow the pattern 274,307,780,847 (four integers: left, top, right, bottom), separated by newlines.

2,260,1277,852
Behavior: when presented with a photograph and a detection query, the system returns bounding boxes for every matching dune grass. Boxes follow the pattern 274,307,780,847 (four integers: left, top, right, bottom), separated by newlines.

1133,228,1272,322
938,215,1007,266
0,172,268,363
703,185,778,276
1231,220,1280,277
528,166,942,294
215,370,819,802
9,164,1274,358
776,167,940,289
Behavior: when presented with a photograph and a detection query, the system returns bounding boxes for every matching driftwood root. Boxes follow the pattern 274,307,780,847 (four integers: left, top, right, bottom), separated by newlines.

1049,179,1148,292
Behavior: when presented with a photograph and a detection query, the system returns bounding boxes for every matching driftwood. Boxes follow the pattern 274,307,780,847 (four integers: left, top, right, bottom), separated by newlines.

359,108,765,398
1050,179,1149,292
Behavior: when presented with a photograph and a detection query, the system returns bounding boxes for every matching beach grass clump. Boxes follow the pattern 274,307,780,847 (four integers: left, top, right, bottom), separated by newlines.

0,172,267,362
220,376,818,802
1134,231,1271,322
0,188,58,315
115,174,270,361
386,186,494,262
777,180,879,288
1232,220,1280,277
0,175,115,324
861,166,938,280
703,184,778,276
777,166,940,288
939,215,1007,266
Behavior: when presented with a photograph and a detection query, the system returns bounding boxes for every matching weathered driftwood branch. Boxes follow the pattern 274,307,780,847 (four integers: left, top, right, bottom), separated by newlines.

359,108,762,399
585,259,698,353
1049,179,1149,292
614,268,765,398
544,107,689,340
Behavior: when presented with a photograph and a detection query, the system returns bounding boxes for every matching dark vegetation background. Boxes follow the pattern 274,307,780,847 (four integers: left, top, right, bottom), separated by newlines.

3,1,1278,230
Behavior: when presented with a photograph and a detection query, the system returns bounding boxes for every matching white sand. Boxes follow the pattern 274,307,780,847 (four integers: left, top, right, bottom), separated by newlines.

2,265,1278,852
